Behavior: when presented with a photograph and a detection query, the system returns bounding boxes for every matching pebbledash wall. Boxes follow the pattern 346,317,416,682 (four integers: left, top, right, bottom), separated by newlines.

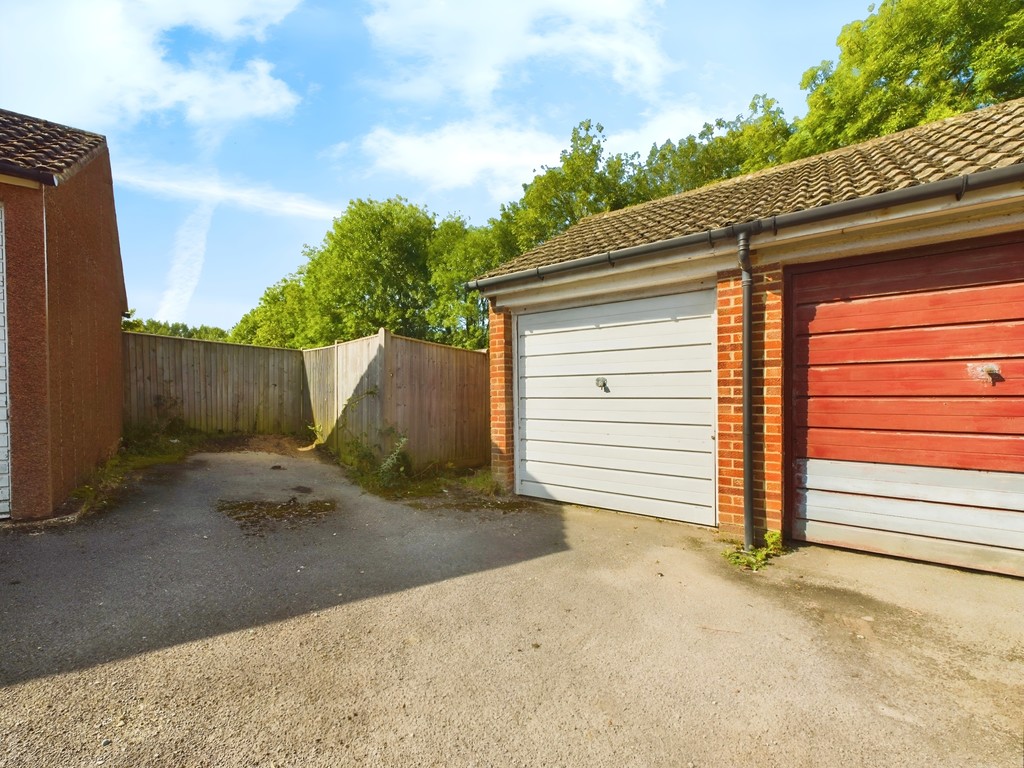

0,148,126,519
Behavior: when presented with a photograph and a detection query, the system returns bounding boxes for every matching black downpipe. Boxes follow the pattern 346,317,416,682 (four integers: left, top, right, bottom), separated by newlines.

737,230,755,551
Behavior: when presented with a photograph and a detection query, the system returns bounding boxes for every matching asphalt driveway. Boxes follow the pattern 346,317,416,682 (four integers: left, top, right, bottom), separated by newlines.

1,443,1021,767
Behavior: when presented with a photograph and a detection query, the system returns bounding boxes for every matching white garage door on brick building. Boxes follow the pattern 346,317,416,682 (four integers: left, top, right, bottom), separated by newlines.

516,290,717,525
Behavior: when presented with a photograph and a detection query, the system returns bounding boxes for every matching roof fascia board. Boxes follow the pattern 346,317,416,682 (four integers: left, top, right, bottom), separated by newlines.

755,198,1024,269
494,256,731,312
0,173,43,190
491,248,730,310
0,162,57,187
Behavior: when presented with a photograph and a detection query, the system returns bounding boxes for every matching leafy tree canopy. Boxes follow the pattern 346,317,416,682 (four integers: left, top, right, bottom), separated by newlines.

229,274,313,349
787,0,1024,156
496,120,644,257
302,197,436,344
427,217,501,349
122,311,229,341
231,198,499,350
636,95,793,201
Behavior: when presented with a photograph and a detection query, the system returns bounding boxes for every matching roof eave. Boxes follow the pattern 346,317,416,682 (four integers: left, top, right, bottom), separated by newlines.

0,160,58,187
470,161,1024,296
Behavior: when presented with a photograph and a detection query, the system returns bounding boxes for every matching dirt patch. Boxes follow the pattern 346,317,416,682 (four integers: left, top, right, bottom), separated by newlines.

216,497,338,536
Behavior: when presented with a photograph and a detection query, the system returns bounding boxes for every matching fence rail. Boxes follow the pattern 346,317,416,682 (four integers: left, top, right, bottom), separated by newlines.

124,329,489,470
123,333,308,434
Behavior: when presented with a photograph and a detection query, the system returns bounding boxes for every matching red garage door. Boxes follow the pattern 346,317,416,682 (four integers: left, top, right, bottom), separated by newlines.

789,237,1024,576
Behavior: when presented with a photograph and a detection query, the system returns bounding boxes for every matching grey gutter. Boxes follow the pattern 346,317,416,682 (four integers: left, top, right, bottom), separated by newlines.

0,161,59,186
467,162,1024,293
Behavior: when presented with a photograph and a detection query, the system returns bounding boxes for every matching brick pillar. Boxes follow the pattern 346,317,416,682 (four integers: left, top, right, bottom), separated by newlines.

716,264,784,542
758,265,784,535
717,276,744,536
489,300,515,489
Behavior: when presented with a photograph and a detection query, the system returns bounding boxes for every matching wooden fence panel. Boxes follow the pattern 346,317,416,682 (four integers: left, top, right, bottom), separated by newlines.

335,333,384,455
302,344,340,452
123,333,307,434
384,331,489,470
124,329,489,469
303,333,385,457
300,329,488,469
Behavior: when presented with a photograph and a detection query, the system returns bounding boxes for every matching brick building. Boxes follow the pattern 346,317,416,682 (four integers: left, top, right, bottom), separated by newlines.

0,109,128,520
473,98,1024,577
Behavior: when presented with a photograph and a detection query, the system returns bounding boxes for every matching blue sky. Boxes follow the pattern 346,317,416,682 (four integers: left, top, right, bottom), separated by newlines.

1,0,873,330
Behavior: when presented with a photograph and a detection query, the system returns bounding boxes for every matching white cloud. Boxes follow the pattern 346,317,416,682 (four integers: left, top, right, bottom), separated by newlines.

359,104,722,207
363,0,674,107
605,104,718,156
361,119,565,205
156,203,217,321
134,0,298,40
115,159,339,220
0,0,300,134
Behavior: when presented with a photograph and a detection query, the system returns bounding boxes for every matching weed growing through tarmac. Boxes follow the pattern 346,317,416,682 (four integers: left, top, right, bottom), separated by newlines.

722,530,786,571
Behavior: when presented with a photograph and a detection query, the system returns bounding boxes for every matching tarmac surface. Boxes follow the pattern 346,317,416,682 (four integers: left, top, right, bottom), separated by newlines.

1,441,1022,767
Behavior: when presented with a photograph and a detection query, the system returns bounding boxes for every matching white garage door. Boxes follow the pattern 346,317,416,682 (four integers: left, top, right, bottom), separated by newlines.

517,290,716,525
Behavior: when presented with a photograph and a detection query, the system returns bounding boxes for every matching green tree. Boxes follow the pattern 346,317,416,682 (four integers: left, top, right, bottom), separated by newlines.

190,324,231,342
497,120,643,256
787,0,1024,157
307,197,435,344
122,310,229,341
247,197,436,348
427,218,501,349
636,95,793,200
230,273,312,348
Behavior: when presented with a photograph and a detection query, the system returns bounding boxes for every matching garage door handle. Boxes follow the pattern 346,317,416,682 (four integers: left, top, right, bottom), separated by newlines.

595,377,608,391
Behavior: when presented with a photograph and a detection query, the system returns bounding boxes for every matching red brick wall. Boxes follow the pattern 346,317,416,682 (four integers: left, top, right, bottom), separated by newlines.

0,147,127,519
488,300,515,489
716,264,784,541
2,183,54,518
44,149,127,510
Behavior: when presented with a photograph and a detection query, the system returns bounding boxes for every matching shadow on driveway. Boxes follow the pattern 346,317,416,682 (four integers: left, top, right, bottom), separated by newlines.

0,450,566,686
